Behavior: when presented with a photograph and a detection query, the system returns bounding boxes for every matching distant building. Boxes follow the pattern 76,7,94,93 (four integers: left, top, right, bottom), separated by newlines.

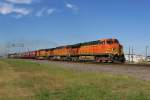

125,54,145,63
0,56,3,58
146,56,150,62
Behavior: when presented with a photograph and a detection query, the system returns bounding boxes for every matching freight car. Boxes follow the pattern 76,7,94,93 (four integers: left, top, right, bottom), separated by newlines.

36,49,49,59
9,38,125,63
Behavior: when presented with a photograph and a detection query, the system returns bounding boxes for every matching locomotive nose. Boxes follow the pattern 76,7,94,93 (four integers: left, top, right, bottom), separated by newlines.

112,47,118,55
111,44,123,55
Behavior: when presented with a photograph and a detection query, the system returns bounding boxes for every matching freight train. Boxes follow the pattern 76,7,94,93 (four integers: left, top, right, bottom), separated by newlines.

8,38,125,63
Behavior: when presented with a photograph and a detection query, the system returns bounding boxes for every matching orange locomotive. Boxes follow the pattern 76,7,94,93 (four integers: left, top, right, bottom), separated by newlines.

9,38,125,63
38,38,125,62
36,49,49,59
78,38,124,62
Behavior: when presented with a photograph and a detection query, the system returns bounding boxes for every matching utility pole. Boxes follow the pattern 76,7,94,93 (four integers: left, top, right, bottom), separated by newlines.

132,45,134,62
145,46,148,60
129,45,131,62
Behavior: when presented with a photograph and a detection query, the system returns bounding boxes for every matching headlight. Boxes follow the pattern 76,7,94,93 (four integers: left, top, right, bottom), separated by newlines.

112,48,116,51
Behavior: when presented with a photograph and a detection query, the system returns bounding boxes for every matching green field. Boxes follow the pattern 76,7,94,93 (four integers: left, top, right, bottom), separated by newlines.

0,59,150,100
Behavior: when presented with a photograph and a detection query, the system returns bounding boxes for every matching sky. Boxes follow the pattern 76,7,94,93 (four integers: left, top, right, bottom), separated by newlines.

0,0,150,56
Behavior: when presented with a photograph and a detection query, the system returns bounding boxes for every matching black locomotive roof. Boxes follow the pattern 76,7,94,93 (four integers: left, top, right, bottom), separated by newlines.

38,48,55,51
67,43,81,48
55,46,66,49
38,40,101,51
81,40,100,46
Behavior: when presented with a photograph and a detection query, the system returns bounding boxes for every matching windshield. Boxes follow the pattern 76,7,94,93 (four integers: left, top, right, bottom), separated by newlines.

106,39,113,44
114,39,119,44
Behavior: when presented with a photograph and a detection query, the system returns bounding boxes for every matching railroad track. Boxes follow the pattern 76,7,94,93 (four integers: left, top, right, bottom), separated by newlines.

10,59,150,80
29,59,150,81
35,59,150,67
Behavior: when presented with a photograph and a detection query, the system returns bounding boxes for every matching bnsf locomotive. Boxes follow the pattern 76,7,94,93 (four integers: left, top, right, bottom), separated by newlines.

8,38,125,63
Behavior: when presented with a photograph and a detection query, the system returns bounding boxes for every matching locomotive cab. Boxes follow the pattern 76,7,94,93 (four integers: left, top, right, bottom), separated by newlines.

104,39,123,55
100,39,125,62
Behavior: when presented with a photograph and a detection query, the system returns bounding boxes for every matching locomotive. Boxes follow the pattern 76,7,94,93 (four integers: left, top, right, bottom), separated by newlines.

8,38,125,63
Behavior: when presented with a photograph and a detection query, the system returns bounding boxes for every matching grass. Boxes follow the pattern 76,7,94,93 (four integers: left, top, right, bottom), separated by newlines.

0,59,150,100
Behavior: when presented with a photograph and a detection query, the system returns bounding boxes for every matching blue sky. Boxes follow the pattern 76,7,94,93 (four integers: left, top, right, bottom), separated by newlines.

0,0,150,55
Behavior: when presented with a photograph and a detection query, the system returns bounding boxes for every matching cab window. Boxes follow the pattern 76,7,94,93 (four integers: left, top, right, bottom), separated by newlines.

114,39,119,44
101,41,105,45
106,40,113,44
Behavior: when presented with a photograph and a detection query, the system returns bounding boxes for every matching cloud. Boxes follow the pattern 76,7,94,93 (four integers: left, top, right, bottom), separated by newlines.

13,7,31,15
66,3,73,8
66,3,78,12
35,8,45,17
6,0,32,4
0,3,31,16
47,8,55,15
35,8,56,17
0,3,13,15
0,1,79,18
13,14,24,19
